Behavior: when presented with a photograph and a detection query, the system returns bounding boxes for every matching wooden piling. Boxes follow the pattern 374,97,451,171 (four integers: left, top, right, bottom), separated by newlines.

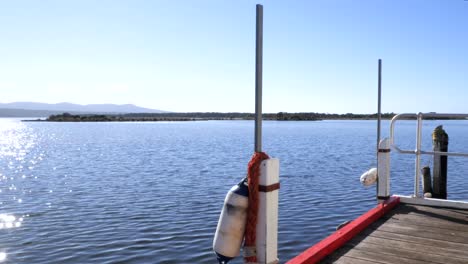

432,125,449,199
422,166,432,197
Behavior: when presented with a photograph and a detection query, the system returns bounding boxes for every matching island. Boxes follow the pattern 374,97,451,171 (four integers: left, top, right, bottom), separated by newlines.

23,112,404,122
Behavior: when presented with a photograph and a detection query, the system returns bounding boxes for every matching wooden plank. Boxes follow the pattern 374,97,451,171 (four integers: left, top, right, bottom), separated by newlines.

397,195,468,210
384,208,468,226
325,255,385,264
357,233,468,258
384,215,468,236
394,204,468,221
287,197,400,264
370,221,468,244
347,238,468,264
300,203,468,264
385,213,468,230
329,245,430,264
391,204,468,218
362,229,468,254
383,215,468,232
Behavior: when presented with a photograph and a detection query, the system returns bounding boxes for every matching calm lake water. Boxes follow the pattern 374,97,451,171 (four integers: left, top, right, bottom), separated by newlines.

1,118,467,263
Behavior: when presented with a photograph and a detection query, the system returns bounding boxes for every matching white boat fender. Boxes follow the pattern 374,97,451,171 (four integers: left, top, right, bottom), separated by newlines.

213,178,249,264
360,168,378,186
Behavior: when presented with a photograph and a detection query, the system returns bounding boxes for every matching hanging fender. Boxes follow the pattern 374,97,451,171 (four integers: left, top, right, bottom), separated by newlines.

360,167,378,186
213,178,249,264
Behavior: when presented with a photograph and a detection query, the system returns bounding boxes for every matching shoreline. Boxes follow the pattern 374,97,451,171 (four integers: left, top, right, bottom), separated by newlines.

20,112,467,122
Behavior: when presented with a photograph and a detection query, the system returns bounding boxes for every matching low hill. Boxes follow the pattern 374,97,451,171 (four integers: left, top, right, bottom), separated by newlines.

0,102,167,117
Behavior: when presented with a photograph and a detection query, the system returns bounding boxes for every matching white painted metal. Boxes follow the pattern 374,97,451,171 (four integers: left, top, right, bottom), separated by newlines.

213,185,249,259
393,147,468,157
396,195,468,210
256,158,280,264
390,112,468,157
377,138,390,198
420,150,468,157
389,113,417,146
414,113,423,197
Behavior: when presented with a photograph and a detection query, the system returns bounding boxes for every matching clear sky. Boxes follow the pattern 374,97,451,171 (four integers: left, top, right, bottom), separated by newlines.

0,0,467,113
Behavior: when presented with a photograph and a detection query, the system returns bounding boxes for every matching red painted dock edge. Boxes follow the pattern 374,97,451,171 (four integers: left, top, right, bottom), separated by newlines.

287,196,400,264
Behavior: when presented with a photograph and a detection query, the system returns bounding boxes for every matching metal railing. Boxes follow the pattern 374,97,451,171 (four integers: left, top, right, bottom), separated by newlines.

388,112,468,197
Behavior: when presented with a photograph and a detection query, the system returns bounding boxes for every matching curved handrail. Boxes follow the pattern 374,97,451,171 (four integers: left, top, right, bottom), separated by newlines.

389,112,468,157
388,112,468,197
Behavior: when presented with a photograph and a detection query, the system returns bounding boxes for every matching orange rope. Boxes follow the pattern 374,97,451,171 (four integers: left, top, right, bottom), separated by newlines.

244,151,269,263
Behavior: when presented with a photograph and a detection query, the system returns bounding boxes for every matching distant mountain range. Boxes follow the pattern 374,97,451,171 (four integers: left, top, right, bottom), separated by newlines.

0,102,167,117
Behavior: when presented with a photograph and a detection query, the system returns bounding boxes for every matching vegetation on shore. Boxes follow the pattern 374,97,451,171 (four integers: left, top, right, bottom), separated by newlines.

42,113,199,122
25,112,405,122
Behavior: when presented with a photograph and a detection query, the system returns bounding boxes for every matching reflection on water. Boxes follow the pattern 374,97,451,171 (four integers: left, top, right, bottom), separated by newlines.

0,214,23,229
0,119,45,264
0,120,36,158
0,119,39,263
0,119,40,222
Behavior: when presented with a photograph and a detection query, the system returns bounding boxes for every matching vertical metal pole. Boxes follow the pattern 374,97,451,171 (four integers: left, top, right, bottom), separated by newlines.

255,4,263,153
377,59,382,154
414,112,423,197
376,59,382,199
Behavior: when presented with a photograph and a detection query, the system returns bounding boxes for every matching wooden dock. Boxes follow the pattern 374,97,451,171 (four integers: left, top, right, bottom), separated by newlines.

321,203,468,264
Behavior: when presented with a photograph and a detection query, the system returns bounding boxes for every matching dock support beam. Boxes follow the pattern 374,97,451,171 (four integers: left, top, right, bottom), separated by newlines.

432,126,448,199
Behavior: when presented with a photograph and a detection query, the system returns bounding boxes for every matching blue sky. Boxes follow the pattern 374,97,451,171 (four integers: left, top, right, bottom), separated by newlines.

0,0,467,113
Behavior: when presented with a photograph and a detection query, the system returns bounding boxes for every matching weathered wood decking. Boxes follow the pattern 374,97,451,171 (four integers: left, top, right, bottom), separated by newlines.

321,204,468,264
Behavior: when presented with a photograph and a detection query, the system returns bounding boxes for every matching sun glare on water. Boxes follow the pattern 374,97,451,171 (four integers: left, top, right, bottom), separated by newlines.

0,120,36,158
0,119,38,229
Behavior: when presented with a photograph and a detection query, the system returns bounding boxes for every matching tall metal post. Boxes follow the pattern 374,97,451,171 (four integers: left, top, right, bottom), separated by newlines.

377,59,382,154
255,4,263,153
376,59,382,200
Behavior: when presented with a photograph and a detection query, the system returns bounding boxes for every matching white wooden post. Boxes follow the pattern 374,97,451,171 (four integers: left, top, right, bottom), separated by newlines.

256,158,280,264
377,138,391,200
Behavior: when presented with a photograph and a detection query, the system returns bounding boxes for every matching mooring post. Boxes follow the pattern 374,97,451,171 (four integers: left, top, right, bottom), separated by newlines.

257,158,279,264
422,166,432,197
377,138,391,200
254,4,280,264
432,125,449,199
